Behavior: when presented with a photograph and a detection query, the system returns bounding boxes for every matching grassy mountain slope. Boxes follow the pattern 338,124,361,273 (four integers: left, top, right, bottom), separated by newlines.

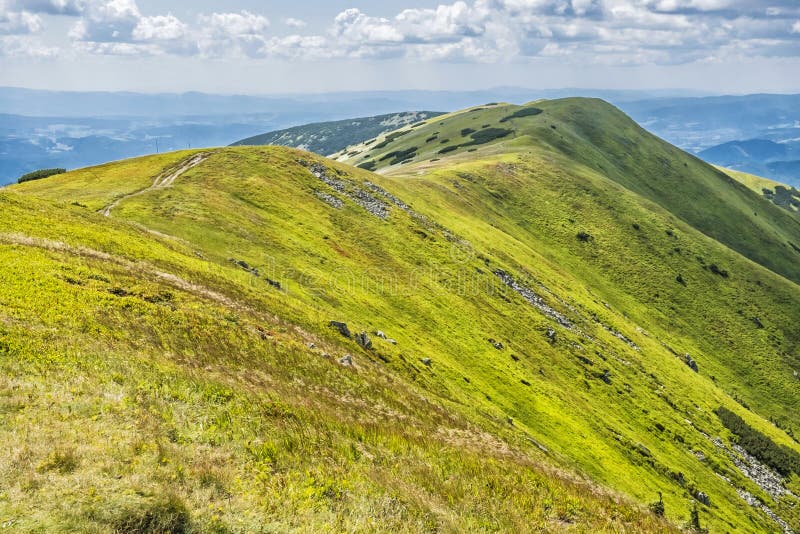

7,99,800,532
723,167,800,220
230,111,444,156
1,153,674,533
335,99,800,287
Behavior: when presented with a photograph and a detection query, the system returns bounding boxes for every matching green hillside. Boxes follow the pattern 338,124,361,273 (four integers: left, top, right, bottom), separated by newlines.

231,111,444,156
723,166,800,221
335,99,800,286
5,98,800,533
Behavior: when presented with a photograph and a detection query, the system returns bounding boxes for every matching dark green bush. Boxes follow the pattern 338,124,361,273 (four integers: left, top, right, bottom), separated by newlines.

18,168,66,184
463,128,512,146
460,128,476,136
372,130,410,150
648,493,665,517
380,147,417,165
716,406,800,477
358,161,376,171
438,146,459,155
499,107,543,123
708,264,729,278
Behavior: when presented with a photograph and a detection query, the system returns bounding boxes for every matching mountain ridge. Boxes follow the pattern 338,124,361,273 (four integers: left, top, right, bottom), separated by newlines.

5,97,800,532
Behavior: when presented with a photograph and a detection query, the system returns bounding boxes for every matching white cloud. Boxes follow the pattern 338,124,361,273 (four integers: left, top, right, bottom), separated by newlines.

0,8,42,34
200,10,269,37
0,34,58,56
284,17,306,29
39,0,800,67
11,0,85,15
195,10,270,57
132,14,185,41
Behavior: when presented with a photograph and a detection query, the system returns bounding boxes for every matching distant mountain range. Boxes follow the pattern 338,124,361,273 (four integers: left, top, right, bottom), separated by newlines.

698,139,800,187
2,87,800,186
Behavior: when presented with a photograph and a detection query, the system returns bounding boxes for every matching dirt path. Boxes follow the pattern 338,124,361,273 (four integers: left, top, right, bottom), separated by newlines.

101,152,211,217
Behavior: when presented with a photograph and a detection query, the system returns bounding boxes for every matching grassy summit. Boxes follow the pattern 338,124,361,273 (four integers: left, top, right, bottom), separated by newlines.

4,97,800,532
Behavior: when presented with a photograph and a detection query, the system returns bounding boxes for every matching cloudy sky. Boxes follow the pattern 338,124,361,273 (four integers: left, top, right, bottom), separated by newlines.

1,0,799,94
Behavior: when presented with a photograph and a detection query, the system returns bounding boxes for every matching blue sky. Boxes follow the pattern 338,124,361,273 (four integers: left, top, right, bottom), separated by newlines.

1,0,799,94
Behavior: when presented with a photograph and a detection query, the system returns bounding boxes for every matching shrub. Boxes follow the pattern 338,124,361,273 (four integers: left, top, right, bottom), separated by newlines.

372,130,410,150
708,264,729,278
379,147,417,165
358,161,377,171
425,135,439,143
111,493,191,534
463,128,513,146
716,406,800,477
18,168,66,183
576,231,593,242
37,448,79,474
438,146,459,155
460,128,476,136
499,107,543,122
648,493,664,517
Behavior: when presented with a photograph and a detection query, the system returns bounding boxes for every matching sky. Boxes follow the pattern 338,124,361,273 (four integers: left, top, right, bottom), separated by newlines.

1,0,799,94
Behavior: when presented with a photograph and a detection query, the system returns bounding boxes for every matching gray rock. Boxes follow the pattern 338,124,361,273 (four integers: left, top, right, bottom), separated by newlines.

307,343,316,349
546,327,556,344
339,354,354,367
315,191,344,209
421,358,432,366
375,330,387,339
694,491,710,505
493,341,504,350
329,321,351,338
494,269,572,328
355,332,372,349
685,353,699,372
387,338,397,345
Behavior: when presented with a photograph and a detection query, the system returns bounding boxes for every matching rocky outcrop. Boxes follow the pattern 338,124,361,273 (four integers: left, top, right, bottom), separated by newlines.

303,162,389,219
355,331,372,349
598,322,640,351
315,191,344,209
229,258,260,277
494,269,572,328
329,321,351,338
684,353,699,372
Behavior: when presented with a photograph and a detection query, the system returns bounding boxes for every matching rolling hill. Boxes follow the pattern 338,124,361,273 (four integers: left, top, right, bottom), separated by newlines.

230,111,444,156
4,98,800,533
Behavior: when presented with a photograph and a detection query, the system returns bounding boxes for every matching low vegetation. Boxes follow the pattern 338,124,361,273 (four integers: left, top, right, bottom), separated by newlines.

499,106,543,122
716,407,800,477
18,168,66,183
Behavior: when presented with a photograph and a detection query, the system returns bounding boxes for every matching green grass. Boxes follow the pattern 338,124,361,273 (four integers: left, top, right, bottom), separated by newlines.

337,98,800,287
5,97,800,532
